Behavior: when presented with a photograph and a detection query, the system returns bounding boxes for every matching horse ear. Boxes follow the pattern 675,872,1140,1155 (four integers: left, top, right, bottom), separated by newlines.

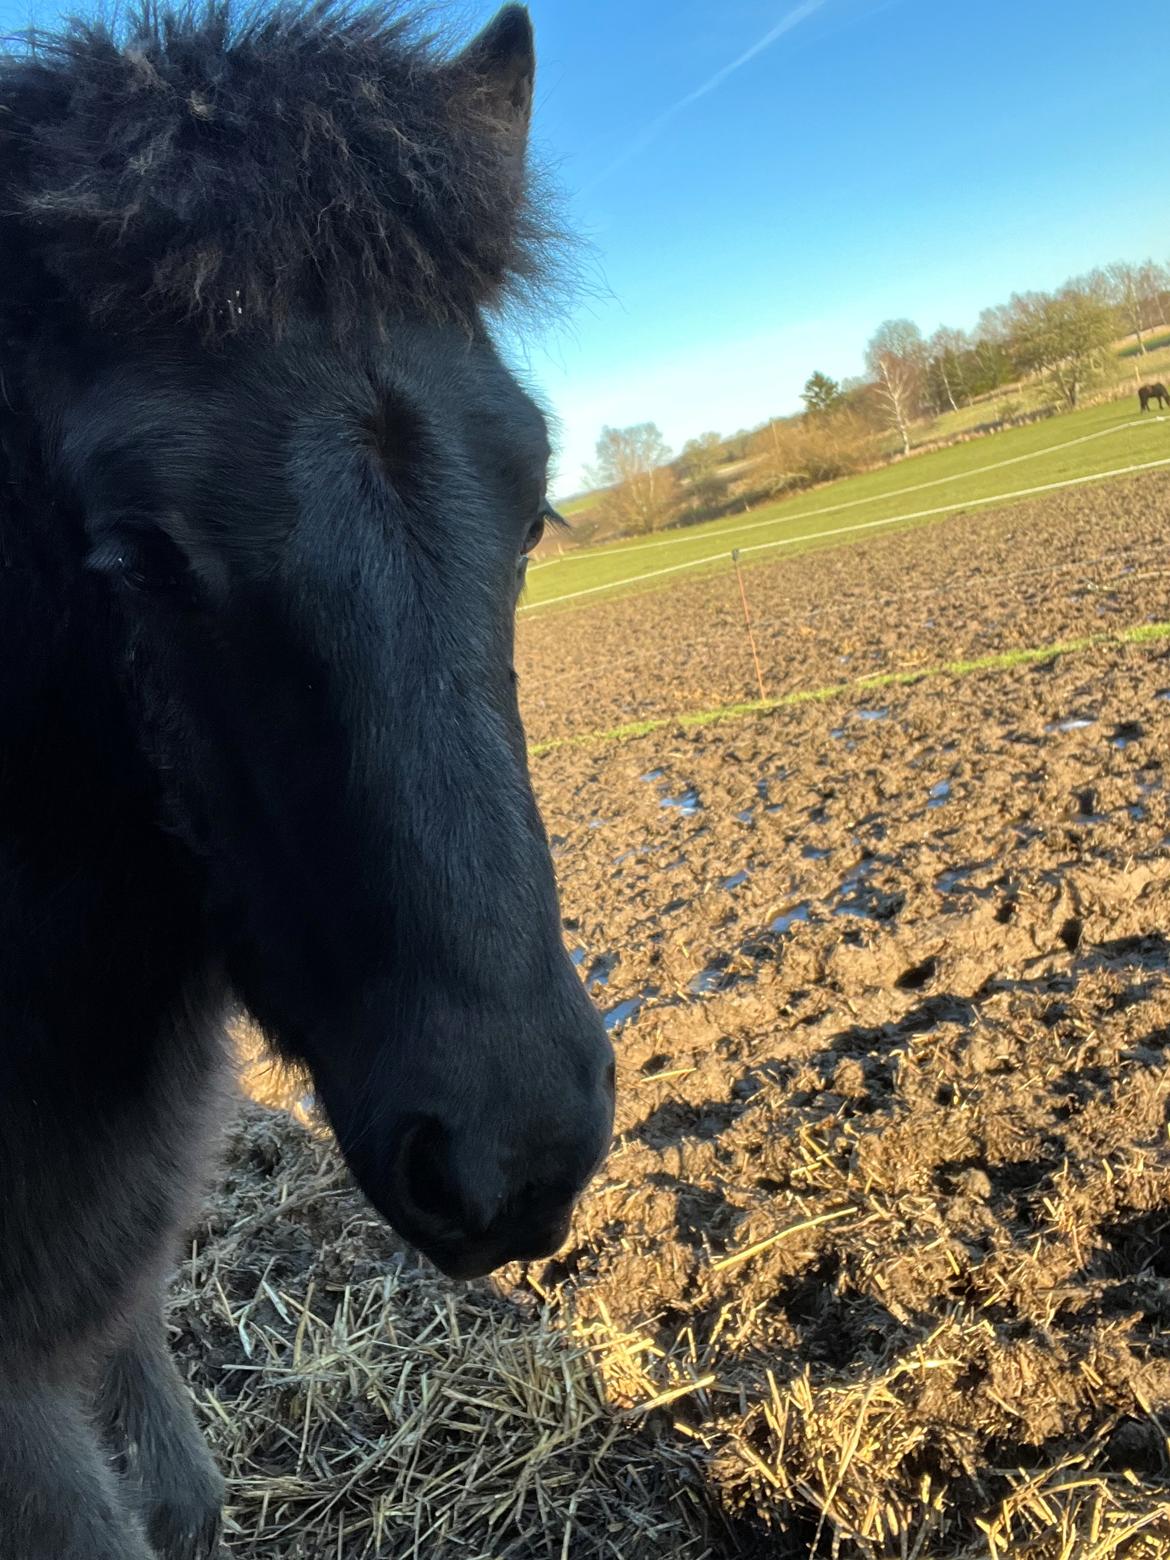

448,5,535,154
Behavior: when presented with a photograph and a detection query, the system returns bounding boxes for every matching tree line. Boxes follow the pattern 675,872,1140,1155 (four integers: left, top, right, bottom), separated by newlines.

582,256,1170,538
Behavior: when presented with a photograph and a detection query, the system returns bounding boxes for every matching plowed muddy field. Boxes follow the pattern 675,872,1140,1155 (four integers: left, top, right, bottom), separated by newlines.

187,471,1170,1558
517,470,1170,745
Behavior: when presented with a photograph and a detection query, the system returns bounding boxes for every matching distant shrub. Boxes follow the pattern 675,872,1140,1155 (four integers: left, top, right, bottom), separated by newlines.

749,410,877,493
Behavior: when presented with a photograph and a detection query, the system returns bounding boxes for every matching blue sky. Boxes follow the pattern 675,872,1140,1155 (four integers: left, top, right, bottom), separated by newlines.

494,0,1170,493
1,0,1165,493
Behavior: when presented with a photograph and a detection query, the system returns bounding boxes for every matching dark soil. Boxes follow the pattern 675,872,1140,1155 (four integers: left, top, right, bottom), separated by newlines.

200,472,1170,1557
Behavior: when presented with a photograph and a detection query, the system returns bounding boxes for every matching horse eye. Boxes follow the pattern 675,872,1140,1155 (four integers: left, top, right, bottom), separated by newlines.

521,514,545,556
521,497,564,558
88,533,191,596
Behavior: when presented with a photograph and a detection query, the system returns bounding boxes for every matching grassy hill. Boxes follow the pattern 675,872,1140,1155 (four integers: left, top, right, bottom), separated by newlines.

548,329,1170,546
915,332,1170,446
523,398,1170,614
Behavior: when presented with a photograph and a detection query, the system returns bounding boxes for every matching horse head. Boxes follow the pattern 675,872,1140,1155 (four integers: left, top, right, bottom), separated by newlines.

0,2,613,1280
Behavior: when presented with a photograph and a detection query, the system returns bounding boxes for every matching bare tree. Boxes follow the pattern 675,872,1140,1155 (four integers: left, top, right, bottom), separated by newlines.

970,304,1018,395
926,326,969,413
1008,286,1115,409
1102,259,1167,355
864,319,925,456
748,405,875,494
749,417,795,496
678,432,725,515
586,423,676,534
678,431,723,481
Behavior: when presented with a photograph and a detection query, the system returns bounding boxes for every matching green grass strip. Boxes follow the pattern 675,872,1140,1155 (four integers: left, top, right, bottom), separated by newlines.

528,401,1170,613
528,620,1170,758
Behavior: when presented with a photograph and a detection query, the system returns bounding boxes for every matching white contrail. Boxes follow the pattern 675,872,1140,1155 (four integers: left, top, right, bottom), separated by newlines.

581,0,831,193
681,0,830,105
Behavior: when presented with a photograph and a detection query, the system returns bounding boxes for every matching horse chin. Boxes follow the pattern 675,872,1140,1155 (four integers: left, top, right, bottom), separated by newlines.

419,1245,505,1282
324,1127,572,1280
417,1213,576,1282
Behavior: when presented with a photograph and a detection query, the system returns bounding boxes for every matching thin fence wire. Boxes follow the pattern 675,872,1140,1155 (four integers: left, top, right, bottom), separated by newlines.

520,455,1170,613
528,415,1165,577
518,538,1170,705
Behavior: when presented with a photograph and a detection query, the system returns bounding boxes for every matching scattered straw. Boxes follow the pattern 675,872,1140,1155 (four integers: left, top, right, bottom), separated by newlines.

172,1103,725,1560
709,1205,858,1272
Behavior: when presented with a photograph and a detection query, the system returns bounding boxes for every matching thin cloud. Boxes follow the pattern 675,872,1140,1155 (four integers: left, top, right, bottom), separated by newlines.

581,0,832,194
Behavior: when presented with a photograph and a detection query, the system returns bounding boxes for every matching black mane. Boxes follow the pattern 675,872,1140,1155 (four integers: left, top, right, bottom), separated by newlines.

0,1,555,337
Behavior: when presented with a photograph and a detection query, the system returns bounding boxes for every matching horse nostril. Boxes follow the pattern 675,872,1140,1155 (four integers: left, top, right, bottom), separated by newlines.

394,1117,461,1233
397,1119,509,1245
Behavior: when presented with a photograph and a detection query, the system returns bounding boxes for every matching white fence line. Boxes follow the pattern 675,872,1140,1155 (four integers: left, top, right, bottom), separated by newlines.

532,416,1165,575
520,540,1170,696
519,454,1170,614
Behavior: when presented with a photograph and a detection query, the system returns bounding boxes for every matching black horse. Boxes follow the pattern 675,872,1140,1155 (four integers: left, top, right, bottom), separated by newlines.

0,5,614,1556
1138,382,1169,412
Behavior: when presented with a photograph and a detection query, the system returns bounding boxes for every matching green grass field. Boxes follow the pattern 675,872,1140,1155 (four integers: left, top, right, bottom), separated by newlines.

523,398,1170,614
918,342,1170,445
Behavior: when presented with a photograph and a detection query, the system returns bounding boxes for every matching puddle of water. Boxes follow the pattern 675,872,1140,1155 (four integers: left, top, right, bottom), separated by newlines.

936,867,970,894
1046,716,1096,733
928,780,952,808
1156,689,1170,703
585,953,617,992
1129,803,1148,822
687,964,752,996
772,902,811,935
830,727,847,741
640,768,666,782
604,996,644,1031
569,947,587,967
765,803,784,816
833,858,881,919
721,869,750,891
660,787,703,817
857,707,890,722
841,858,875,886
802,844,830,861
603,985,658,1031
736,808,755,825
588,818,607,830
612,844,656,867
934,861,998,898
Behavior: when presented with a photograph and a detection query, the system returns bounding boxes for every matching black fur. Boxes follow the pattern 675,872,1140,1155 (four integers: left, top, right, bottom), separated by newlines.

0,1,558,337
1138,382,1169,412
0,7,613,1557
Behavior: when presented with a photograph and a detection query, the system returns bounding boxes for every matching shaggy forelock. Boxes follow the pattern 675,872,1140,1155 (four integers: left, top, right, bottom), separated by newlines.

0,1,559,339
